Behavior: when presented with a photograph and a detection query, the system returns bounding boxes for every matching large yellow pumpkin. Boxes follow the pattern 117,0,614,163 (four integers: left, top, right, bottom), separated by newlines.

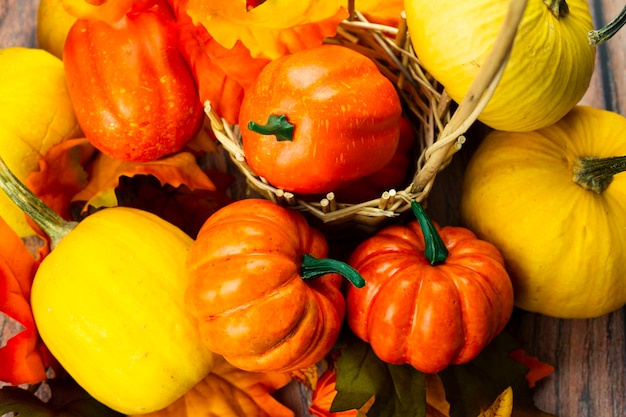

460,106,626,318
404,0,595,132
0,155,215,414
31,207,216,414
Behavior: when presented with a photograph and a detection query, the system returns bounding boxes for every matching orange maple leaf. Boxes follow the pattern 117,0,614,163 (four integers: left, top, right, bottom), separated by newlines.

0,218,57,385
508,348,555,388
26,138,96,222
72,150,233,237
73,151,217,210
170,0,270,124
183,0,348,60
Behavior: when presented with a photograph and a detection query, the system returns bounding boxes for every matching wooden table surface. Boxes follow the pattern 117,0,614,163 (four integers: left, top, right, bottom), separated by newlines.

1,1,625,416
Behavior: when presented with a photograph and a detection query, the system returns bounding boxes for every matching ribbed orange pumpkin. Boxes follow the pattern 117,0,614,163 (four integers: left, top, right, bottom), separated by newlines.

185,198,363,372
346,201,514,373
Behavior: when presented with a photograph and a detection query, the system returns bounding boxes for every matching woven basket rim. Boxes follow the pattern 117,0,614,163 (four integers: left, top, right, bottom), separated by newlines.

204,0,526,228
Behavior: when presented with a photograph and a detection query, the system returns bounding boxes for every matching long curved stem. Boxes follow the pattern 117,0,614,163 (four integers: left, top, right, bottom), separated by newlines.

588,5,626,46
0,156,76,249
411,200,448,265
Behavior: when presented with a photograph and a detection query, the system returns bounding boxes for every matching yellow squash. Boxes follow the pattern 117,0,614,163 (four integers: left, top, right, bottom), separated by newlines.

460,106,626,318
404,0,595,132
0,158,215,414
0,47,81,237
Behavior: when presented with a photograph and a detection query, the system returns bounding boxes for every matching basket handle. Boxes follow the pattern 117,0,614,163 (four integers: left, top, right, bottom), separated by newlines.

411,0,529,194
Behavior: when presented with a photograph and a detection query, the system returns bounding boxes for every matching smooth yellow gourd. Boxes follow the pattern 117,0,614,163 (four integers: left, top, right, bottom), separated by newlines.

460,106,626,318
0,158,215,414
404,0,596,132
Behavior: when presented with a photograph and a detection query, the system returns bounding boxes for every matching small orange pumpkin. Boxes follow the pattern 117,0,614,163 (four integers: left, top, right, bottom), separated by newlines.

185,198,364,372
346,201,514,373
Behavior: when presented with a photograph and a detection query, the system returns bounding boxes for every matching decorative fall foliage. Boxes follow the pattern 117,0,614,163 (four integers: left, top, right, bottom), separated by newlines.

0,217,56,385
183,0,348,59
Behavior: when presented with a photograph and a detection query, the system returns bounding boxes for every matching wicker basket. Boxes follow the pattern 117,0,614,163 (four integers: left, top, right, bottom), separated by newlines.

204,0,527,234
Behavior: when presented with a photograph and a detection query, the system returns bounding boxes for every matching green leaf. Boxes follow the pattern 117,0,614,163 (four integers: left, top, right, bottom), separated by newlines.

0,378,124,417
439,332,556,417
332,332,427,417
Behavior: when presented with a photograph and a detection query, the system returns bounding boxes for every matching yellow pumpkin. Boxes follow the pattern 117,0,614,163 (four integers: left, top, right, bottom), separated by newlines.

37,0,77,59
0,47,81,237
404,0,595,132
0,158,215,414
460,106,626,318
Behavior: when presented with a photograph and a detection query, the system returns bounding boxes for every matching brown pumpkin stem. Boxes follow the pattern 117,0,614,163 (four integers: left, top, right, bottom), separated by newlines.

543,0,569,18
411,200,448,265
572,155,626,194
301,254,366,288
588,5,626,46
0,155,76,249
247,114,295,142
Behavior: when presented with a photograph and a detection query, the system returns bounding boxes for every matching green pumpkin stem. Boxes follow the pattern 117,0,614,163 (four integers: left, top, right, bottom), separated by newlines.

247,114,295,142
411,200,448,265
572,155,626,194
0,155,76,249
543,0,569,18
588,5,626,46
301,253,365,288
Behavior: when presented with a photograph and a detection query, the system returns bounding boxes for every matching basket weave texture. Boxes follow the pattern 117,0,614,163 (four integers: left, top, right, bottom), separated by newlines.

205,0,526,232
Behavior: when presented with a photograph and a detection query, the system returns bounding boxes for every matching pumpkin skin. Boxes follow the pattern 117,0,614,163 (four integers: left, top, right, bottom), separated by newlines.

63,0,204,162
31,207,215,414
404,0,595,132
346,215,514,373
460,105,626,318
239,44,402,194
186,198,346,372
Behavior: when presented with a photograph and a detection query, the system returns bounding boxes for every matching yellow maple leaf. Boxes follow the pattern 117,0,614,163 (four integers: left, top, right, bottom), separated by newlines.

185,0,348,59
478,387,514,417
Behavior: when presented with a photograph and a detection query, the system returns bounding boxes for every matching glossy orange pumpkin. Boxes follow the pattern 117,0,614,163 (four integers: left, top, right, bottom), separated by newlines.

346,201,514,373
185,198,364,372
239,44,402,194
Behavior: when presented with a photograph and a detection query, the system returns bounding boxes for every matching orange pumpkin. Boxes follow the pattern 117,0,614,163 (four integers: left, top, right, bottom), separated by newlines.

346,201,514,373
185,199,364,372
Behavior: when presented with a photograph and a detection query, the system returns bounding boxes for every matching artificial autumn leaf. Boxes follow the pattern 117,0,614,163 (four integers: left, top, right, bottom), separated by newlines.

425,374,450,417
309,369,373,417
289,364,319,391
26,138,96,223
128,356,294,417
184,0,348,59
0,378,123,417
0,217,56,385
478,387,513,417
73,151,217,211
507,349,555,389
332,332,426,417
438,332,555,417
59,0,154,25
112,172,233,238
355,0,404,26
169,0,270,124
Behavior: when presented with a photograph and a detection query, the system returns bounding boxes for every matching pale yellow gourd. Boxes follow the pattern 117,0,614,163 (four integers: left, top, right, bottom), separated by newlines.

0,47,81,237
460,106,626,318
0,157,215,414
404,0,596,132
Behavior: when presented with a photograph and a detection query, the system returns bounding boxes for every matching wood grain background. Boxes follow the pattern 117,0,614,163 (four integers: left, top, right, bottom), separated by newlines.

1,1,625,416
